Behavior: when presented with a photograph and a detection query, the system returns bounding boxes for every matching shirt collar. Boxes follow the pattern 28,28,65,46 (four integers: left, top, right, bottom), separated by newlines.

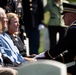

71,20,76,25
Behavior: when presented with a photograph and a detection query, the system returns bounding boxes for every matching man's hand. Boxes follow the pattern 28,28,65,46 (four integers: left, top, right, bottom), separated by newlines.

24,57,37,62
34,52,45,59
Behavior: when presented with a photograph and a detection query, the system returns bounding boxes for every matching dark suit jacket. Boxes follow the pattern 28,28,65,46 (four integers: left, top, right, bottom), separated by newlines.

22,0,44,28
45,25,76,63
6,32,27,57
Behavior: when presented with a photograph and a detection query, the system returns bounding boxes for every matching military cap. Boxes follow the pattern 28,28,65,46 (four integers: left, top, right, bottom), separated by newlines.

62,3,76,14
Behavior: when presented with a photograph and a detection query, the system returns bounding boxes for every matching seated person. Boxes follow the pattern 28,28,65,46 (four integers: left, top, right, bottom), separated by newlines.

6,12,26,57
0,7,36,67
6,12,36,58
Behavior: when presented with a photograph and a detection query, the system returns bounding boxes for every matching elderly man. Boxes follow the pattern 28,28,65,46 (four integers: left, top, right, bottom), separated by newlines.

0,7,18,75
0,7,25,66
34,3,76,75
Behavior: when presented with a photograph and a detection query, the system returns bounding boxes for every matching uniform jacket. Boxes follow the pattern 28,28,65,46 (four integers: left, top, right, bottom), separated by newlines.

22,0,44,28
45,23,76,63
44,0,65,27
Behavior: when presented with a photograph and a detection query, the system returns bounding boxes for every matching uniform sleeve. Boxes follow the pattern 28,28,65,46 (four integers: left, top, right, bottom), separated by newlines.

45,26,76,59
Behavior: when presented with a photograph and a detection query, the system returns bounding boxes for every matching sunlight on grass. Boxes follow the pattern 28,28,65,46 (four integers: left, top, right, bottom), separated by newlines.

38,11,50,54
38,30,44,53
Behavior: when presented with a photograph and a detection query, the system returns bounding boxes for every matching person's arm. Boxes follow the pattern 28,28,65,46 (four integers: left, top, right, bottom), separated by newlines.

34,52,45,59
24,57,37,62
45,26,76,63
34,26,76,62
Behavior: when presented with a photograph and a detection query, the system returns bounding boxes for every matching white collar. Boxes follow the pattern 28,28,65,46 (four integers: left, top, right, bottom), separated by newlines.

71,20,76,25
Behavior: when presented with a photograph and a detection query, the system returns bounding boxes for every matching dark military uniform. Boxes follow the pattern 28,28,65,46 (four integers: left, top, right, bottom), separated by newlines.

22,0,44,54
45,3,76,62
34,3,76,75
45,23,76,75
22,0,44,28
44,3,76,75
45,24,76,62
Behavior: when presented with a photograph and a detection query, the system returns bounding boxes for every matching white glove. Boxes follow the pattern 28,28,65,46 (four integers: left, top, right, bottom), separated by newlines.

38,24,45,30
34,52,45,59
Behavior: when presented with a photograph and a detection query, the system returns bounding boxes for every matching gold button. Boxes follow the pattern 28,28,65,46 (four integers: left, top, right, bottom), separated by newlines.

30,4,32,6
19,15,21,17
8,11,9,12
15,10,16,13
19,10,21,12
30,8,33,10
29,0,32,2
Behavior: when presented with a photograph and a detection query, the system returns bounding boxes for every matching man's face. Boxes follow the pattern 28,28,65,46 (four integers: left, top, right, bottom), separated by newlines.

62,12,74,26
1,12,8,31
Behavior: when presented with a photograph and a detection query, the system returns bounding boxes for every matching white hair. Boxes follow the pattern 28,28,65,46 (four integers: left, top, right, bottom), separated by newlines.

0,7,6,18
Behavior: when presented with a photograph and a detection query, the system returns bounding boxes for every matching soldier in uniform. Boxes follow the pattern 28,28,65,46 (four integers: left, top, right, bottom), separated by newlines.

22,0,44,54
44,0,68,51
34,3,76,75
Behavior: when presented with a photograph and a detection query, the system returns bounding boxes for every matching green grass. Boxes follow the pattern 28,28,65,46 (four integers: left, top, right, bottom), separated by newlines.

38,12,50,54
38,11,50,54
38,30,44,53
